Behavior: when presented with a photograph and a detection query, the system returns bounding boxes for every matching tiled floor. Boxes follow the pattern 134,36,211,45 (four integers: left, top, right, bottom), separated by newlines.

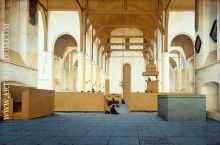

0,110,220,145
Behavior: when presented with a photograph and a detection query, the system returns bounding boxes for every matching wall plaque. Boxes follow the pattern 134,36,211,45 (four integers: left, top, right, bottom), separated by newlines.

195,35,202,54
210,19,217,43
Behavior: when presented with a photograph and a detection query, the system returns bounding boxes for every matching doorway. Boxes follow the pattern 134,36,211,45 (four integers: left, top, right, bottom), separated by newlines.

120,63,131,113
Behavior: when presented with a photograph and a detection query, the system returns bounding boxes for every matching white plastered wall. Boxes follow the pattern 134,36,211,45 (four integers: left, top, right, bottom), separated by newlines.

109,51,145,94
166,11,195,93
195,0,220,119
38,11,80,90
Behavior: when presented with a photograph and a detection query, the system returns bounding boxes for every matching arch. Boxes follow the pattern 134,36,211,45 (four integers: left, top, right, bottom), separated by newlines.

199,82,220,112
171,34,194,59
170,32,195,45
63,48,78,60
54,34,77,58
52,34,78,91
169,57,177,68
169,47,186,60
169,47,192,93
169,58,178,92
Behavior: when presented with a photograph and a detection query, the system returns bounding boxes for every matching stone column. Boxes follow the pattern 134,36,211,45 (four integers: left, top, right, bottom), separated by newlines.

77,52,85,91
217,0,220,60
161,52,170,92
105,79,110,95
92,62,96,90
95,65,100,90
85,56,91,91
196,0,211,68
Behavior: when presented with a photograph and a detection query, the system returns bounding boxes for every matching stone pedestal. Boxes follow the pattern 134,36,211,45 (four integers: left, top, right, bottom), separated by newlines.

158,94,206,121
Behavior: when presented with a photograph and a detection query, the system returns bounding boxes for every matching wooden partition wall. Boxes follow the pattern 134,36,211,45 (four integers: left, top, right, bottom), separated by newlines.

128,93,158,112
9,85,54,120
55,92,105,112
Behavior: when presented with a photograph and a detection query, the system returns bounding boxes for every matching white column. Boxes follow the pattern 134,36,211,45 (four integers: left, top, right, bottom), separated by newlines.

18,0,28,63
91,62,95,89
161,52,170,92
77,52,85,91
85,56,91,91
38,51,53,90
217,0,220,60
196,0,211,68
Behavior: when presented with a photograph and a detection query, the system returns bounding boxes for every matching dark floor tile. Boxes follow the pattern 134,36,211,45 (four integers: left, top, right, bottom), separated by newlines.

0,110,220,145
170,137,207,145
139,136,174,145
0,136,20,145
108,137,139,145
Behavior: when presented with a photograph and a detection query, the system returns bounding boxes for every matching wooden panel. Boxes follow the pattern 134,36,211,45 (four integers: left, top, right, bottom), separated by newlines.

127,0,158,12
39,0,48,8
105,79,110,95
88,0,123,12
9,85,54,120
55,92,105,112
47,0,78,11
123,64,131,101
147,80,159,93
128,93,158,112
170,0,195,10
143,63,159,76
29,88,54,119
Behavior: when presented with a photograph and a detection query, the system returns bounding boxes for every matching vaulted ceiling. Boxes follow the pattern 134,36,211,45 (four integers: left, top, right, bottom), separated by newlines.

83,0,170,55
39,0,195,57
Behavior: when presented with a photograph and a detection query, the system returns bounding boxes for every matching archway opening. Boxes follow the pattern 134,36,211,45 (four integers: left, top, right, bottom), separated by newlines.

53,34,78,91
122,63,131,102
169,34,195,93
200,82,220,112
171,34,194,59
109,28,145,94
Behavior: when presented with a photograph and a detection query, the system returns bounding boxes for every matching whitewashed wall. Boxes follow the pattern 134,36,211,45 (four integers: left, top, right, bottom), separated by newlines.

38,11,80,90
109,51,145,93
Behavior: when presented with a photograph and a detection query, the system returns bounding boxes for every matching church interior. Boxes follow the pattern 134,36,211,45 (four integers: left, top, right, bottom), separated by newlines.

0,0,220,145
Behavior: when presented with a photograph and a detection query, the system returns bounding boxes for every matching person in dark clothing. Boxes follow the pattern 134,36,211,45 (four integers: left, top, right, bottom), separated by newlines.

110,105,119,115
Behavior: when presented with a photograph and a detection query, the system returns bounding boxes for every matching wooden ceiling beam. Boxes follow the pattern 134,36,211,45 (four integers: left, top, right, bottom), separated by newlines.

108,43,145,46
111,49,143,52
75,0,83,11
87,10,163,15
165,0,172,11
110,35,143,38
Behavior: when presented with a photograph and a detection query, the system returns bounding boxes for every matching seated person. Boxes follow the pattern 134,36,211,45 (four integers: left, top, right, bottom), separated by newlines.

105,104,119,115
105,96,119,115
110,105,119,115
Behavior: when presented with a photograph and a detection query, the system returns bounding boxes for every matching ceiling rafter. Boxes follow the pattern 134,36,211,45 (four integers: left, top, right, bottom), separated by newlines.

83,0,174,56
75,0,83,11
